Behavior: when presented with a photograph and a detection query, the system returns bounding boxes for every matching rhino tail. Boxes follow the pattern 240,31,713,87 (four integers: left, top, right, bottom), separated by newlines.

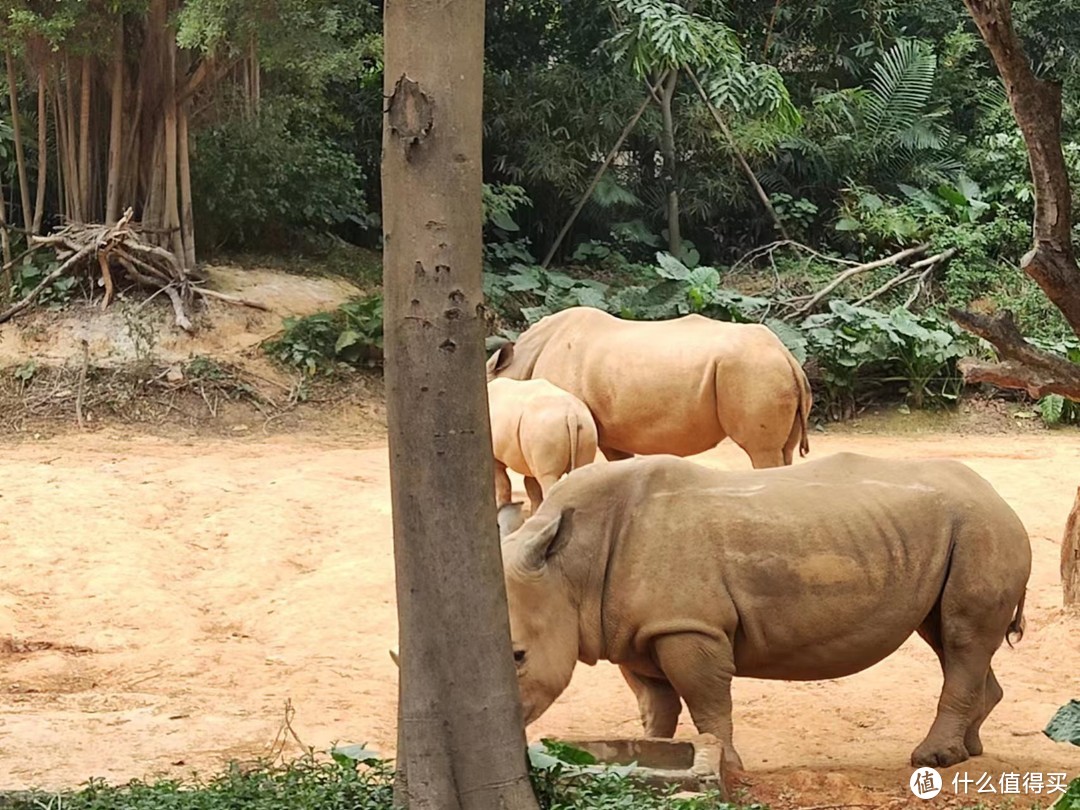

1006,588,1026,648
786,352,812,458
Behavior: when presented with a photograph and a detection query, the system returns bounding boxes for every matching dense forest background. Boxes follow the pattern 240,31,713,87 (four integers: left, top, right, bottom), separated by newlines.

1,0,1079,422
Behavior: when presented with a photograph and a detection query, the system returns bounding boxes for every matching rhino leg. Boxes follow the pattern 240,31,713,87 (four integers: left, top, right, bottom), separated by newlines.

915,608,1004,760
619,665,681,737
910,585,1016,768
524,476,544,513
494,461,512,507
652,632,744,771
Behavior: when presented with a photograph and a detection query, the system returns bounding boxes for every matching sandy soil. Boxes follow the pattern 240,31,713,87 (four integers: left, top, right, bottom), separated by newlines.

0,427,1078,807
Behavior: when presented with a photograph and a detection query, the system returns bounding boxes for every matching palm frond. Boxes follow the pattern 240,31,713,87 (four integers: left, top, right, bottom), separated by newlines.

864,38,937,145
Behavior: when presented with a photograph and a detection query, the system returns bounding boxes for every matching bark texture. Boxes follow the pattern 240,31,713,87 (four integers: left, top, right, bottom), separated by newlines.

658,70,681,258
381,0,540,806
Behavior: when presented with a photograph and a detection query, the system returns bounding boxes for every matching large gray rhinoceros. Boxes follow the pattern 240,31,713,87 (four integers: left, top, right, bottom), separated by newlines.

486,306,812,469
496,452,1032,772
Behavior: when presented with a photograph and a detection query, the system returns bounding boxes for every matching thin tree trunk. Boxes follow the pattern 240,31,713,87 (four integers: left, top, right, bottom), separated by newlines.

686,69,790,242
177,101,195,269
32,71,47,234
541,74,667,268
61,59,82,222
658,70,681,258
7,53,32,232
0,181,11,296
106,19,125,224
382,0,541,801
78,54,91,221
163,37,184,262
53,81,67,222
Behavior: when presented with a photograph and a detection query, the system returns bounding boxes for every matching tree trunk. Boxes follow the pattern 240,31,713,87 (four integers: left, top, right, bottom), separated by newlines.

0,180,11,296
32,71,47,234
957,0,1080,340
381,0,541,802
658,69,682,258
177,100,196,269
1062,487,1080,607
106,19,125,224
78,54,92,221
163,36,184,263
7,53,32,232
61,60,82,223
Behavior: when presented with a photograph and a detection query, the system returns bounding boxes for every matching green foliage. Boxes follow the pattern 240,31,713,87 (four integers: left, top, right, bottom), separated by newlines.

264,294,384,375
527,739,733,809
606,0,740,76
192,99,372,249
801,301,971,419
9,257,77,309
0,746,752,810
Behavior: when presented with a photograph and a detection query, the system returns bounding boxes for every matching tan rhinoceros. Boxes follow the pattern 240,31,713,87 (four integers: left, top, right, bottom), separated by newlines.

486,306,812,468
488,377,599,511
496,452,1031,773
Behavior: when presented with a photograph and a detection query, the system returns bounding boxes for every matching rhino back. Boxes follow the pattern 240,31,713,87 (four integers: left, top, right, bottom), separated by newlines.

516,310,797,455
563,454,1027,680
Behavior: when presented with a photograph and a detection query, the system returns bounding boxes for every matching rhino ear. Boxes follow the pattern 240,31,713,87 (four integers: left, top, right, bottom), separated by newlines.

520,508,572,572
497,501,526,539
388,649,400,668
486,342,515,378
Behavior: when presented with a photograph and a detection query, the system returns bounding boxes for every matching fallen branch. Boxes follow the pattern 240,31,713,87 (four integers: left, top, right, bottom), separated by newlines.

729,239,862,277
192,286,271,311
785,243,930,317
853,247,957,307
164,285,194,333
75,338,89,429
950,308,1080,400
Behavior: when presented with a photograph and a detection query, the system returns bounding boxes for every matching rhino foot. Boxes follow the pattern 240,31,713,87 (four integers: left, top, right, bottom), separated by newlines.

910,741,969,769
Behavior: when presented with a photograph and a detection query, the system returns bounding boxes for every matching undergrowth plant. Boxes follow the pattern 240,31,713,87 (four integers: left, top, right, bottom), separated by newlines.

265,293,384,375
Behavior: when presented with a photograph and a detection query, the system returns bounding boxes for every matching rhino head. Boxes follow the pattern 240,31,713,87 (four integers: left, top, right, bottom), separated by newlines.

497,501,580,726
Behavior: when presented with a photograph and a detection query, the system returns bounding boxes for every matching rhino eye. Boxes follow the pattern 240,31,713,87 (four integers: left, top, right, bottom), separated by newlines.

513,649,526,665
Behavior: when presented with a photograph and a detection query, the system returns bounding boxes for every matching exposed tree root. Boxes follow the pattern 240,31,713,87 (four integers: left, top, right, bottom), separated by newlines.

0,208,256,330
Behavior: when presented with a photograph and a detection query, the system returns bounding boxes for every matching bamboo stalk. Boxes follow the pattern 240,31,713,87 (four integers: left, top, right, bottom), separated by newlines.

105,19,125,224
6,53,32,231
32,71,47,234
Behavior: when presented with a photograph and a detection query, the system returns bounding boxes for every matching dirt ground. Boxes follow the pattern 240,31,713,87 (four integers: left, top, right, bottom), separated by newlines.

0,419,1078,807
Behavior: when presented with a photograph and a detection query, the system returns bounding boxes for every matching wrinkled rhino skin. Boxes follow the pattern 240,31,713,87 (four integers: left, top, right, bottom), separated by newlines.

488,377,599,512
497,452,1032,773
486,306,812,469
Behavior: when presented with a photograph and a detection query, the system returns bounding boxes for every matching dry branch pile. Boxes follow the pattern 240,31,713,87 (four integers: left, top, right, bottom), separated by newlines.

0,207,267,332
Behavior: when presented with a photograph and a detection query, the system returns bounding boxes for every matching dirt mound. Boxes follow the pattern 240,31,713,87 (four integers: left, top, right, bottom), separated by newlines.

0,264,363,381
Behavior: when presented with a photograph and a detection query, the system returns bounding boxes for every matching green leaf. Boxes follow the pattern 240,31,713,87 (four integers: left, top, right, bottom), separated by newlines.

1040,394,1066,425
834,217,861,231
538,739,598,765
334,330,361,354
655,251,690,280
505,272,542,292
1044,700,1080,746
329,744,382,765
490,210,519,231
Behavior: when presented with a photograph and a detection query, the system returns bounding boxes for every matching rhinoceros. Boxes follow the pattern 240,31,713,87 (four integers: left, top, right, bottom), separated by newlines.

486,306,812,468
488,377,599,511
496,452,1032,772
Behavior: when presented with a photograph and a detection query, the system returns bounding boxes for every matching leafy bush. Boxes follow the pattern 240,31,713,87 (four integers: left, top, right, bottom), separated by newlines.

192,100,373,249
264,294,384,375
8,255,77,308
801,301,971,419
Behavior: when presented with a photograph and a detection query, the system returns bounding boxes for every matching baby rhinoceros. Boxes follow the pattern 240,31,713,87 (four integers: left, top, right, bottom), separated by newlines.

496,452,1032,776
487,377,599,512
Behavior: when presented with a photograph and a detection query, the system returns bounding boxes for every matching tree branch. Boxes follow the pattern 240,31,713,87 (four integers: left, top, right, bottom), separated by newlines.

784,243,929,317
949,308,1080,400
